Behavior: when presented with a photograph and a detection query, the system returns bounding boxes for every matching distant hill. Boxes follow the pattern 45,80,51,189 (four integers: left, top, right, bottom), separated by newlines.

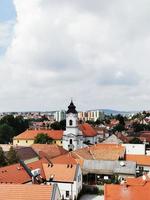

100,109,138,116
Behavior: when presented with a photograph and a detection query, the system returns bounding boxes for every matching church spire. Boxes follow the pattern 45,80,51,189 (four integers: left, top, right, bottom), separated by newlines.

66,100,77,114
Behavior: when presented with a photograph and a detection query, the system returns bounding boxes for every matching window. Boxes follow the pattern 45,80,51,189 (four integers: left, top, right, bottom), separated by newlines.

26,140,28,143
66,191,69,198
69,120,73,126
70,139,72,144
61,141,62,144
17,140,19,143
78,174,81,182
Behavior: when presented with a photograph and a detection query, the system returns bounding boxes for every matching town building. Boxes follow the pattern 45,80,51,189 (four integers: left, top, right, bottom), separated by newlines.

78,110,105,122
55,110,66,122
63,101,84,151
43,163,82,200
104,174,150,200
13,130,63,146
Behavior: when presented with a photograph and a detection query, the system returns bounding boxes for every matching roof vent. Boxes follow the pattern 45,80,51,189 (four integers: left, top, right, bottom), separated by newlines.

49,174,54,181
120,161,125,167
31,168,41,177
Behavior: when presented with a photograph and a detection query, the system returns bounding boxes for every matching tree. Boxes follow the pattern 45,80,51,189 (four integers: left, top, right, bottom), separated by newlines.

112,124,125,133
0,147,6,166
51,121,61,130
0,124,15,143
116,114,125,126
7,146,18,165
34,133,53,144
132,122,145,132
50,120,66,130
130,137,143,144
0,115,29,136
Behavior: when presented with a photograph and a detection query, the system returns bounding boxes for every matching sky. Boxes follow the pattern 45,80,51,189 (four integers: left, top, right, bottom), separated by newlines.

0,0,150,112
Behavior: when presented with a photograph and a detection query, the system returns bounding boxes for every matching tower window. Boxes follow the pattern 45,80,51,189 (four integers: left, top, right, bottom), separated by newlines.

69,120,73,126
70,139,72,144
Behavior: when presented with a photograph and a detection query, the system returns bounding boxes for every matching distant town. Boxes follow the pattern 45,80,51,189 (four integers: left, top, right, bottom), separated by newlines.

0,101,150,199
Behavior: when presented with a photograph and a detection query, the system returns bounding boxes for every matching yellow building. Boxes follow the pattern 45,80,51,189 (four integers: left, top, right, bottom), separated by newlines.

13,129,63,147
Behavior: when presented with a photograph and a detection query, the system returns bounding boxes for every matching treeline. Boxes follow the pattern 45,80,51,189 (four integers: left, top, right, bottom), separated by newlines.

0,115,29,144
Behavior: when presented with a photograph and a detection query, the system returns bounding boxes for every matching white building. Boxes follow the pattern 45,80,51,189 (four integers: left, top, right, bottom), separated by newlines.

63,101,84,151
122,144,146,155
43,163,82,200
55,110,66,122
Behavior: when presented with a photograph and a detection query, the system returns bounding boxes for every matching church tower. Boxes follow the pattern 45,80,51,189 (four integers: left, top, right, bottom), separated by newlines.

63,101,83,151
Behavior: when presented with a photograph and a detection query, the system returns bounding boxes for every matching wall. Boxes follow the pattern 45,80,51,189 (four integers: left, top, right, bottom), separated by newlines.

122,144,146,155
49,166,82,200
13,139,62,147
13,139,34,146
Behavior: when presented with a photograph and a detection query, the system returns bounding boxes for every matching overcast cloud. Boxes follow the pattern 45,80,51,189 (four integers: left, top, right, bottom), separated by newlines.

0,0,150,111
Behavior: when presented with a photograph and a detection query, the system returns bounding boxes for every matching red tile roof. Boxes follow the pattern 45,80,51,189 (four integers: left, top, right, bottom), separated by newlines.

126,154,150,166
43,163,78,183
31,144,67,160
0,159,47,184
50,153,77,165
79,123,97,137
0,184,54,200
71,144,125,161
104,175,150,200
14,129,63,140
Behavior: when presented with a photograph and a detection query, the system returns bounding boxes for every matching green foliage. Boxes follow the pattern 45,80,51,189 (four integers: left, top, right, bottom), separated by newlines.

0,147,7,166
7,146,18,165
34,133,53,144
132,122,150,132
130,137,143,144
115,114,125,126
0,124,15,143
0,115,29,144
51,120,66,130
112,124,125,132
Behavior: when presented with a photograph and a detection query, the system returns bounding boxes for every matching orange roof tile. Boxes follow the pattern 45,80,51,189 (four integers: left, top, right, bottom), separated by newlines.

43,163,78,183
0,159,47,184
50,153,77,165
72,144,125,161
104,176,150,200
126,154,150,166
32,144,67,160
0,184,54,200
14,129,63,140
79,123,97,137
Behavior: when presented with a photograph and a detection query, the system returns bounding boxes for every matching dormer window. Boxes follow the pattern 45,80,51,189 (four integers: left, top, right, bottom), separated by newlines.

69,120,73,126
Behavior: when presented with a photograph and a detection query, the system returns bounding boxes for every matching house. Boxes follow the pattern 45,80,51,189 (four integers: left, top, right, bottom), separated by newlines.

0,184,61,200
126,154,150,172
71,144,126,161
104,174,150,200
79,123,97,144
0,158,47,184
82,160,136,185
43,163,82,200
13,130,63,146
31,144,67,161
15,146,39,164
122,143,146,155
102,134,123,144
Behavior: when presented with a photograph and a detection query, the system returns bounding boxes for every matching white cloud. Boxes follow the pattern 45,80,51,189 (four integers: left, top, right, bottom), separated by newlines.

0,0,150,111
